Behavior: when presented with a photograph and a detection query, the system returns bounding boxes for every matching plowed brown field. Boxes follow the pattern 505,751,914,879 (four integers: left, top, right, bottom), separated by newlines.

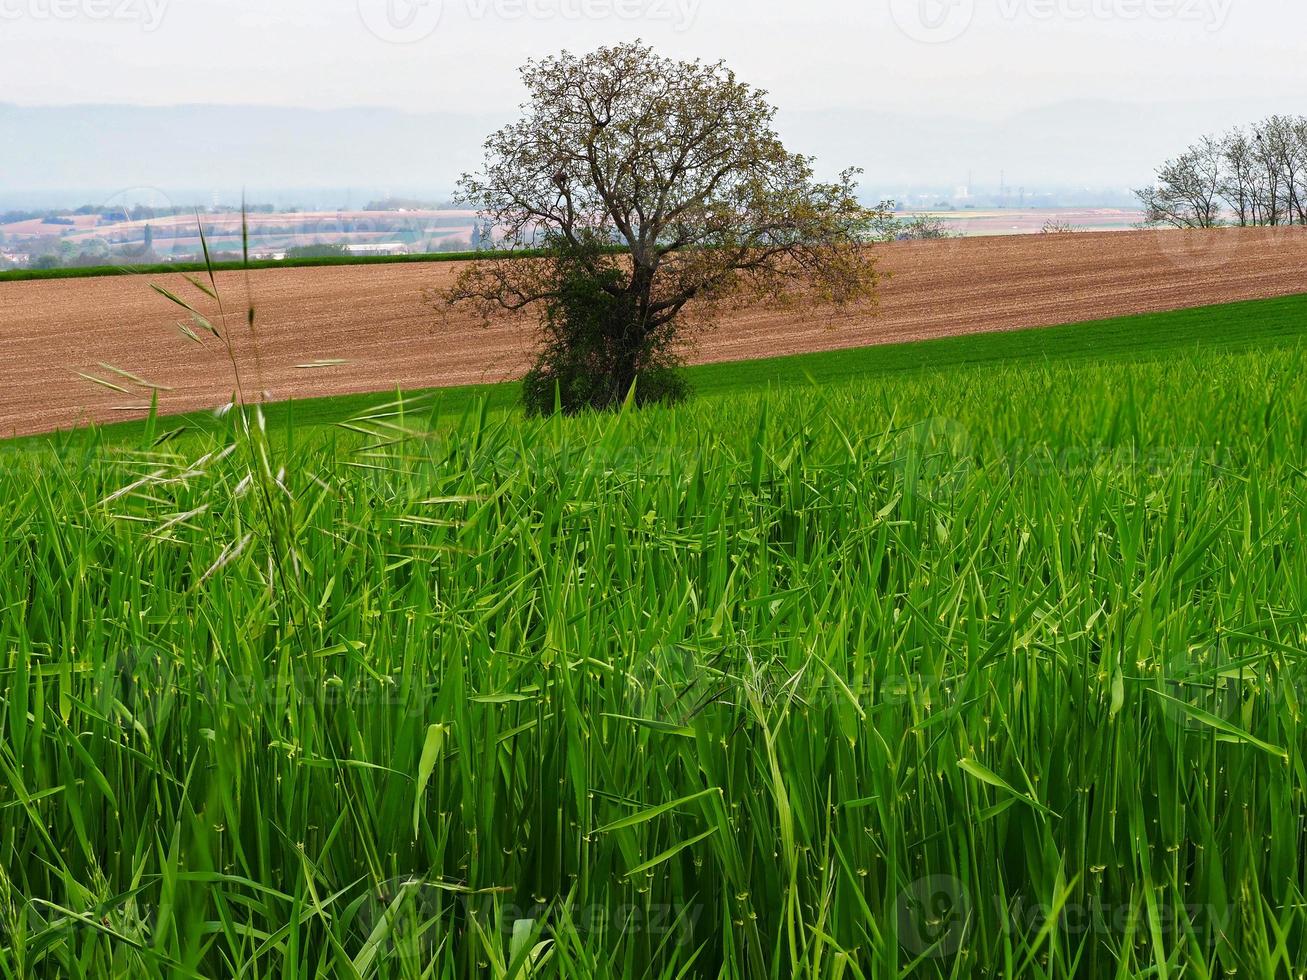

3,227,1306,438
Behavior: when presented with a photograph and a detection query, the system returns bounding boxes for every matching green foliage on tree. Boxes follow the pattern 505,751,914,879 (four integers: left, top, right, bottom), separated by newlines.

521,237,688,415
444,42,880,415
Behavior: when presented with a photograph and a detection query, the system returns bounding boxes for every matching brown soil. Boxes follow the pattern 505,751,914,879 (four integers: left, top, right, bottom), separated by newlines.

3,227,1306,438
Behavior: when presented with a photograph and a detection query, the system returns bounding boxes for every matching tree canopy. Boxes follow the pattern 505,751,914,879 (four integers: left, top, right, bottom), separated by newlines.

443,42,880,412
1137,116,1307,229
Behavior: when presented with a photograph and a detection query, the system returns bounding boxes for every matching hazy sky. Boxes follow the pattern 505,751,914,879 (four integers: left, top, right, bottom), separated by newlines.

3,0,1305,118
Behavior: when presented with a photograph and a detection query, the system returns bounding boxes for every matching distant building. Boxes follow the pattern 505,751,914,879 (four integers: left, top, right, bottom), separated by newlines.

345,242,410,256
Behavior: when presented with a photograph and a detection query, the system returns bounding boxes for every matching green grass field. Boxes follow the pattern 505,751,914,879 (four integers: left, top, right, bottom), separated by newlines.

2,295,1307,977
23,291,1307,448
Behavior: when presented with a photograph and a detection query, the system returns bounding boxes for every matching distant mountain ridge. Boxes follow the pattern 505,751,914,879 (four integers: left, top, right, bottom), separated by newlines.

1,96,1298,209
0,103,497,208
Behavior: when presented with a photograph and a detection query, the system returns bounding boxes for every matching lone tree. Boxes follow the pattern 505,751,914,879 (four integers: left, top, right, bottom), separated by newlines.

444,42,880,414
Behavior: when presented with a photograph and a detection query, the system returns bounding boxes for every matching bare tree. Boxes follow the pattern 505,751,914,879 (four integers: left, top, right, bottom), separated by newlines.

1135,136,1225,229
1268,115,1307,225
1219,128,1261,227
1294,117,1307,224
1040,217,1080,234
442,42,880,413
1252,116,1294,226
1139,118,1307,229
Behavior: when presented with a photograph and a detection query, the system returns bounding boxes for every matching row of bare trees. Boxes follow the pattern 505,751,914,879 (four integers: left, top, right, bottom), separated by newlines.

1136,116,1307,229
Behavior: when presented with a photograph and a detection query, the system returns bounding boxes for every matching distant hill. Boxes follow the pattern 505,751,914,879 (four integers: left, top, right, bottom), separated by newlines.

777,96,1306,196
0,103,498,208
2,96,1300,209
